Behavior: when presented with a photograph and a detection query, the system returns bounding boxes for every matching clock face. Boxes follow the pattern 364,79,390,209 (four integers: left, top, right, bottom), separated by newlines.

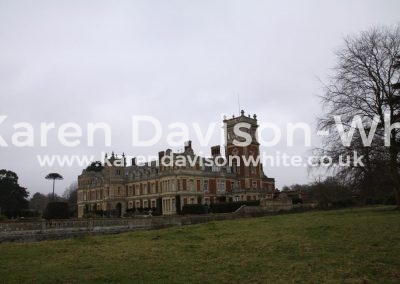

232,148,239,156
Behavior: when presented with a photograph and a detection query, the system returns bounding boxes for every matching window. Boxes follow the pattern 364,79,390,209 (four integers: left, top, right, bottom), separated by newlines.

203,180,209,192
212,165,220,172
217,180,225,193
232,147,239,156
252,181,257,189
143,184,147,195
251,165,256,175
189,179,194,192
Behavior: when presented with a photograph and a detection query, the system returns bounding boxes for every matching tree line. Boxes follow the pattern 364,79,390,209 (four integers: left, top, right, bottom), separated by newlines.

0,169,77,219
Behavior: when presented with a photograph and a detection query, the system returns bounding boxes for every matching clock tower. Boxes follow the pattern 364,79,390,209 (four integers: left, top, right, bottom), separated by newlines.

224,110,263,190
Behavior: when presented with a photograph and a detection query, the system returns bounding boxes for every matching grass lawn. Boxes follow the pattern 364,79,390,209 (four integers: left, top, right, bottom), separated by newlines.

0,206,399,283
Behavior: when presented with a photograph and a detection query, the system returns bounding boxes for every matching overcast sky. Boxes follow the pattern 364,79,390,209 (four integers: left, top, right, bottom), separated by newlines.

0,0,399,197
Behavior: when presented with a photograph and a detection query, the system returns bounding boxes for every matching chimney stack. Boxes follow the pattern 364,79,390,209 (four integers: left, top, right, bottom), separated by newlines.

184,140,192,152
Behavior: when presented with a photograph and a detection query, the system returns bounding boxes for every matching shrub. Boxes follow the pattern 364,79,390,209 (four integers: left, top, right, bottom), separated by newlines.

292,197,303,205
209,200,260,213
20,209,41,218
182,204,208,215
124,207,161,217
44,202,70,219
181,201,260,215
331,198,358,208
83,212,100,218
384,195,396,205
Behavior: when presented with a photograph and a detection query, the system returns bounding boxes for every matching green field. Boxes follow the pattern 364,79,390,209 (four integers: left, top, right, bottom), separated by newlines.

1,206,399,283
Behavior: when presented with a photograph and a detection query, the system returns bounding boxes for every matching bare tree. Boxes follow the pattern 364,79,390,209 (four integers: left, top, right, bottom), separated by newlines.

317,25,400,207
63,181,78,216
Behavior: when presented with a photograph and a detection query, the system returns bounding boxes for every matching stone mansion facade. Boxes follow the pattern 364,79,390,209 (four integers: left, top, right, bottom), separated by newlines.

77,111,275,217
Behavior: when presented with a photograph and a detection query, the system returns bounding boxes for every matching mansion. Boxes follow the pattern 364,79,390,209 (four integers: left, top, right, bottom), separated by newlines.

77,111,275,217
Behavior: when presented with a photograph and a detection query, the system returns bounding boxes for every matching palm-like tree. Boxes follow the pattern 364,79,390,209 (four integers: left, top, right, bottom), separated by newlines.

45,173,63,200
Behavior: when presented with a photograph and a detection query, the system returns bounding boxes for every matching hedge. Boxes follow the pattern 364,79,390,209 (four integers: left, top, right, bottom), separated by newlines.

181,200,260,215
181,204,209,215
209,200,260,213
44,202,70,219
